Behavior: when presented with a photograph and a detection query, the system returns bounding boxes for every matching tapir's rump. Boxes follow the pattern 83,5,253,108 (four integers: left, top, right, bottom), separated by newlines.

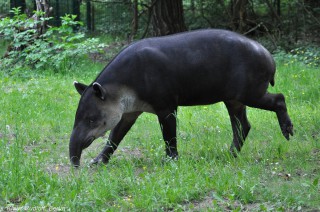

69,29,293,167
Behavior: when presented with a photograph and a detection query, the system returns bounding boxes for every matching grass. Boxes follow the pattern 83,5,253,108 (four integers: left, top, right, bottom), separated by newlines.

0,57,319,211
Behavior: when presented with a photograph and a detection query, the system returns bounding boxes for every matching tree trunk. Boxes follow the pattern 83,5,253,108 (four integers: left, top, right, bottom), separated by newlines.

275,0,281,17
265,0,281,22
152,0,187,36
55,0,61,26
10,0,26,14
230,0,248,32
86,0,95,31
34,0,52,35
131,0,138,39
72,0,81,22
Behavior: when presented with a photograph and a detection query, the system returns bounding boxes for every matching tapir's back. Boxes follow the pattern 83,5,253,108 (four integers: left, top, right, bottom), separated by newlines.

100,29,276,105
133,29,273,65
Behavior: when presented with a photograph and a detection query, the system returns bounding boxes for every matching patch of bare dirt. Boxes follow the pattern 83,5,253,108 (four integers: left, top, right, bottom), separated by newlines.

177,192,276,212
0,125,17,142
44,142,144,176
115,146,144,160
311,148,320,157
46,164,71,176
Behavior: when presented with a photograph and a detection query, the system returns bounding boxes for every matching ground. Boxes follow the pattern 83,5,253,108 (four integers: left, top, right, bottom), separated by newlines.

0,56,319,211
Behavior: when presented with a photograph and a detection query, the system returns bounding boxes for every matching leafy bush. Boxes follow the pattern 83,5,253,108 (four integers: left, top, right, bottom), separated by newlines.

274,46,320,68
0,8,106,73
288,46,320,67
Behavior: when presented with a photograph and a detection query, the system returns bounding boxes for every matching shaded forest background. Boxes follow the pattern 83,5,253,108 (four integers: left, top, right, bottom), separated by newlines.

2,0,320,51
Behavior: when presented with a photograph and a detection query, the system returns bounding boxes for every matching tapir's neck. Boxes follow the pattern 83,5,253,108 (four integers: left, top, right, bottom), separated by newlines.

117,87,155,114
119,92,137,112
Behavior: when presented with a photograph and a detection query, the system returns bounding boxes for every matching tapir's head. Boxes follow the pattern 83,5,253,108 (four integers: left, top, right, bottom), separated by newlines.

69,81,122,167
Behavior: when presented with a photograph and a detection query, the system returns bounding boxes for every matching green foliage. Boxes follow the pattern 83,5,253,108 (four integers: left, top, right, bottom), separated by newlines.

274,46,320,68
96,2,131,35
289,46,320,67
0,8,106,73
0,0,9,15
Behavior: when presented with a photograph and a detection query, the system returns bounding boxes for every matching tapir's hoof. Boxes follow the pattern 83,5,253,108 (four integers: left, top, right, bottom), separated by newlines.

162,157,178,164
229,144,241,158
229,148,239,158
171,155,179,161
282,121,294,140
162,153,179,163
89,159,99,166
168,152,179,160
90,155,109,166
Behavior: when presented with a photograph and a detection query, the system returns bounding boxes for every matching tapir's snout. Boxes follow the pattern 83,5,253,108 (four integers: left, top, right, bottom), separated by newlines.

70,154,81,167
69,132,82,167
69,129,96,167
82,136,95,149
69,119,100,167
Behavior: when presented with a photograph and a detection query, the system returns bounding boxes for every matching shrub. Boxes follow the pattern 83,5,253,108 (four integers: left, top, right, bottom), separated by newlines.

0,8,106,73
273,46,320,68
288,46,320,67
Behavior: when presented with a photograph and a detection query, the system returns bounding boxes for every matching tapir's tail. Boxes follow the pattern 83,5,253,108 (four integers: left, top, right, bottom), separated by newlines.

270,77,275,87
269,57,276,87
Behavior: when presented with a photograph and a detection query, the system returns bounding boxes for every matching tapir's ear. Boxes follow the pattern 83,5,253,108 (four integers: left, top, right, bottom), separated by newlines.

74,81,88,95
92,82,107,100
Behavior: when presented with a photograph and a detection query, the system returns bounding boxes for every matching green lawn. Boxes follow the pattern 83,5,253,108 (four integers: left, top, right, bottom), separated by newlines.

0,59,319,211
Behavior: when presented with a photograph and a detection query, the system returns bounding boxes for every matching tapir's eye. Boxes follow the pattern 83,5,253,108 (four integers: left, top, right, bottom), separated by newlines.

89,120,94,126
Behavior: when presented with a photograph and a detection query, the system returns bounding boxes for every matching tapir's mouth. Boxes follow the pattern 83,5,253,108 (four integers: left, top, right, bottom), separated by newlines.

82,136,95,149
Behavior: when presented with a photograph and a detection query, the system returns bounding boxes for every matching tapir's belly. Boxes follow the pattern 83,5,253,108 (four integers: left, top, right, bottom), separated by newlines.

178,93,222,106
149,64,249,107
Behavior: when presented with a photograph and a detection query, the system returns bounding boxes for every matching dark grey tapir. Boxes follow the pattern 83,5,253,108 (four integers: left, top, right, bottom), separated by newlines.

70,29,294,167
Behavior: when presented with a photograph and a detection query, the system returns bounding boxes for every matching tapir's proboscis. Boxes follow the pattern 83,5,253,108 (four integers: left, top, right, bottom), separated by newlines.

69,29,293,167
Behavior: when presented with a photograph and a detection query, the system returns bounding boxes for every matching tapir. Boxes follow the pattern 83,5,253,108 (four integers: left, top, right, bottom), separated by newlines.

69,29,293,167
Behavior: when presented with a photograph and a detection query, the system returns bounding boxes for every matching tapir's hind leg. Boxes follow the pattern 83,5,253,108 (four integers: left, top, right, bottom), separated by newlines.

245,93,294,140
157,108,179,159
91,112,142,165
225,101,251,156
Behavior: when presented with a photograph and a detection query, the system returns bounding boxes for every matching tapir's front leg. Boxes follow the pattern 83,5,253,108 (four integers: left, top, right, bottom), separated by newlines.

157,109,178,159
91,112,142,165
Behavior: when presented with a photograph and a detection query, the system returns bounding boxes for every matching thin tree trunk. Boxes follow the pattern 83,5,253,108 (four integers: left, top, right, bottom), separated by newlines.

131,0,138,39
231,0,248,32
86,0,92,31
72,0,81,22
265,0,281,22
34,0,52,35
10,0,26,15
152,0,187,36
